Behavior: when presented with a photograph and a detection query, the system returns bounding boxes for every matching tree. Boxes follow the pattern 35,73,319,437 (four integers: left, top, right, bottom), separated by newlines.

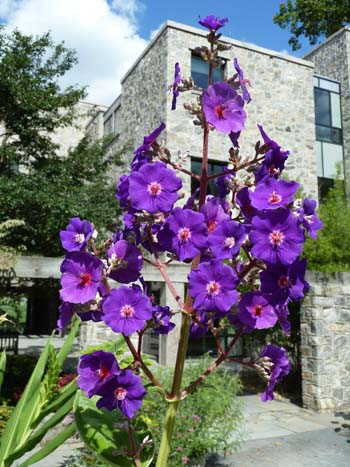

302,179,350,272
273,0,350,51
0,136,123,256
0,27,86,172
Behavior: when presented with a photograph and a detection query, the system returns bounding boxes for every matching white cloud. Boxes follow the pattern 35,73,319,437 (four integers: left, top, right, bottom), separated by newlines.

1,0,148,105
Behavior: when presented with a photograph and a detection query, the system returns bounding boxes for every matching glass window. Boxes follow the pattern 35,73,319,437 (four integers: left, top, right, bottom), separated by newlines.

316,141,323,177
191,54,225,88
314,88,331,126
331,93,341,128
319,78,339,93
191,159,227,196
103,116,113,136
316,126,342,145
322,143,343,179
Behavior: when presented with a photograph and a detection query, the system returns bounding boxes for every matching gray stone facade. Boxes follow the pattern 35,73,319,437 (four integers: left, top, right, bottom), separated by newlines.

102,20,318,199
304,27,350,194
301,272,350,411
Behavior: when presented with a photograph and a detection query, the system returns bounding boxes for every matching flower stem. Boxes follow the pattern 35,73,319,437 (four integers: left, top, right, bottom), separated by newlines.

155,400,180,467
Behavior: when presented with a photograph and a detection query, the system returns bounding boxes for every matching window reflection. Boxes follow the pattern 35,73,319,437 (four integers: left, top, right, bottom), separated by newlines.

191,54,225,88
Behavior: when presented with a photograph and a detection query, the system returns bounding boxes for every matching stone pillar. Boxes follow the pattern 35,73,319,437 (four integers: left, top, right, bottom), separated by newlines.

301,272,350,411
158,281,185,366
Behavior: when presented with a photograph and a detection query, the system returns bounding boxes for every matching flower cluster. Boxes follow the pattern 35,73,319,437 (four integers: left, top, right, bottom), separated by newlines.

59,14,322,431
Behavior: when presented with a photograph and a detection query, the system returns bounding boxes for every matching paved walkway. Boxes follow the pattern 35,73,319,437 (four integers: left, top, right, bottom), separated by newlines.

16,394,350,466
208,394,350,467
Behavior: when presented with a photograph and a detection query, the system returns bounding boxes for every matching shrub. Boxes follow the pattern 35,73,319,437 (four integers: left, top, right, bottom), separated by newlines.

142,355,244,466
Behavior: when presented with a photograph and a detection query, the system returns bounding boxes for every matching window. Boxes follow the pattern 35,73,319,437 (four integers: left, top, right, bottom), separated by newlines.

191,54,225,88
314,76,343,197
191,158,227,196
103,116,113,136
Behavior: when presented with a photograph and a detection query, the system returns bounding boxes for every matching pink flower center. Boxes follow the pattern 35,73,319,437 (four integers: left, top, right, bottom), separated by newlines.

268,165,280,176
253,304,264,317
147,181,162,196
269,230,285,246
224,237,236,248
278,275,289,289
79,272,92,286
207,220,217,233
96,367,110,380
206,281,220,296
114,387,127,401
178,227,191,241
120,304,134,318
268,191,282,204
214,104,226,119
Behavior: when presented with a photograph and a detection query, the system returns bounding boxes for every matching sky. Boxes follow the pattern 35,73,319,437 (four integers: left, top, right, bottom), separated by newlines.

0,0,315,106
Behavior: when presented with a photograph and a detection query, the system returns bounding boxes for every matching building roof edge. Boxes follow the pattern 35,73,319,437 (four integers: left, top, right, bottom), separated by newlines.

303,26,350,58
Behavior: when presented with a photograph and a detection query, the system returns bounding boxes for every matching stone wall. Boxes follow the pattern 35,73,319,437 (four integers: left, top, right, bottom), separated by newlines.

301,272,350,411
304,27,350,194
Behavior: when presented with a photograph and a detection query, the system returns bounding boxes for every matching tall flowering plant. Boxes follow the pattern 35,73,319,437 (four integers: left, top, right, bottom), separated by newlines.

58,15,322,466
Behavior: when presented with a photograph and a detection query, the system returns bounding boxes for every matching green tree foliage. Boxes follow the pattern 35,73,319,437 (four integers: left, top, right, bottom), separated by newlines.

0,28,86,172
0,136,122,256
273,0,350,50
302,180,350,272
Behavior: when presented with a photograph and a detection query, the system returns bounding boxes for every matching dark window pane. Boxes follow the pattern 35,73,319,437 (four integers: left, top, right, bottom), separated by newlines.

191,55,224,88
318,177,334,201
316,125,342,144
191,159,227,196
314,88,331,126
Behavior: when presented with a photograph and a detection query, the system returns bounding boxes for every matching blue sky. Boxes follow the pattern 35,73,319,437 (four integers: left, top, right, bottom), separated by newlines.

0,0,316,104
134,0,312,56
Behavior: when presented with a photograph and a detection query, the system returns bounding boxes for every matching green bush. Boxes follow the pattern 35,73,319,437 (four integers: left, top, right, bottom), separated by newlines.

302,179,350,273
143,355,243,466
0,354,38,405
0,406,13,437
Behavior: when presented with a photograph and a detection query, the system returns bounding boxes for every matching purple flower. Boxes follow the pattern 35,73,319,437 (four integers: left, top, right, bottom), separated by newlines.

171,62,181,110
233,58,252,103
57,302,74,329
77,350,120,397
189,312,209,338
256,125,289,181
96,369,146,418
208,220,247,260
258,345,291,402
249,209,304,265
152,306,176,335
298,198,323,239
116,174,130,209
158,208,208,261
102,284,152,336
260,258,309,304
60,252,103,304
188,260,238,314
131,122,166,170
249,178,299,210
60,217,93,252
107,240,142,284
229,131,241,148
200,197,230,233
198,15,228,31
237,292,278,330
216,168,235,198
129,161,182,213
202,82,246,134
276,304,291,336
236,187,258,222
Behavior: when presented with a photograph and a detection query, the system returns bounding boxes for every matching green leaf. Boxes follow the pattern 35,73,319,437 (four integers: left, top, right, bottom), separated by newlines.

56,316,80,368
15,422,77,467
0,350,6,396
5,394,76,466
74,390,154,467
0,341,50,467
